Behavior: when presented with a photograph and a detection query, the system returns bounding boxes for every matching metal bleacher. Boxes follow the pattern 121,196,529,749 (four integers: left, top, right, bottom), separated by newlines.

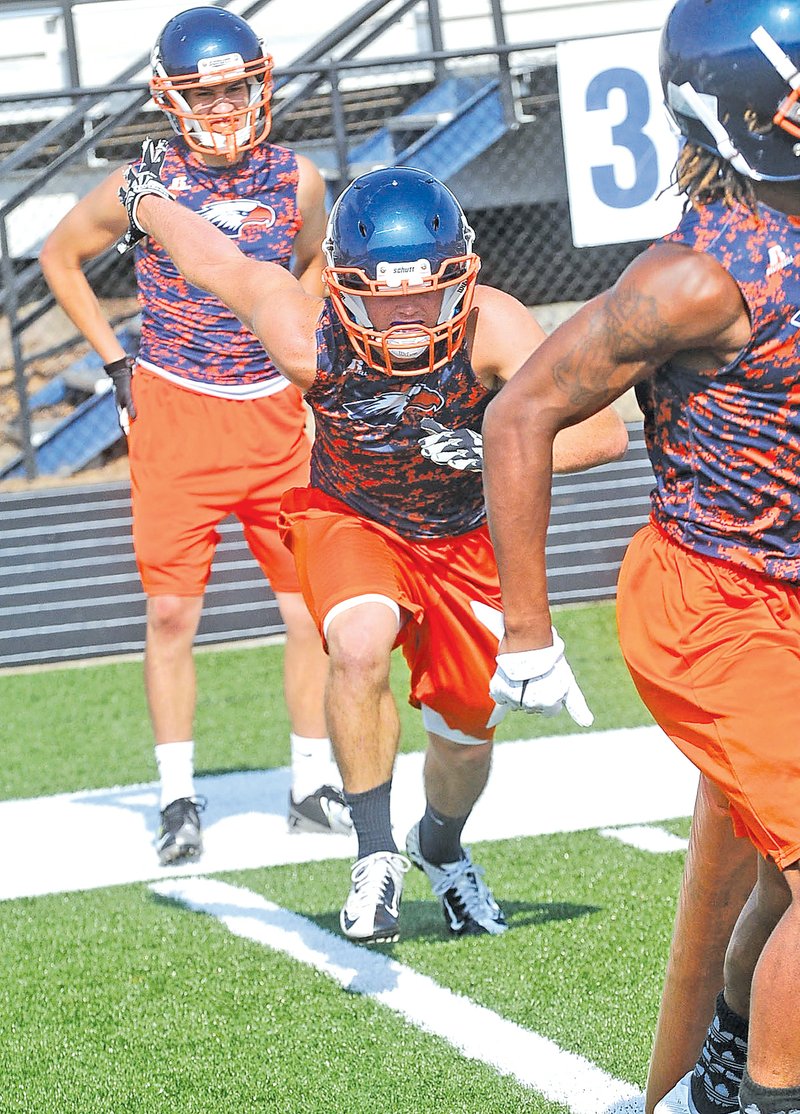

0,326,140,481
0,423,653,668
0,0,520,482
347,74,508,179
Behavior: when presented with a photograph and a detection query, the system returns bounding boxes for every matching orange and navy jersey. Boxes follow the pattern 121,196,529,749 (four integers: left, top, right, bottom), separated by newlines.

134,138,301,396
637,198,800,581
305,303,494,538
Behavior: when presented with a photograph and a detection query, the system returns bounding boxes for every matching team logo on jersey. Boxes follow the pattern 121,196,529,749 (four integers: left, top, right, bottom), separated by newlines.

766,242,794,277
197,199,277,237
344,383,444,423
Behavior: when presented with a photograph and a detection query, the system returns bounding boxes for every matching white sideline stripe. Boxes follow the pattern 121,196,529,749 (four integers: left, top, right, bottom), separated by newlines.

153,876,644,1114
0,725,699,902
599,826,689,854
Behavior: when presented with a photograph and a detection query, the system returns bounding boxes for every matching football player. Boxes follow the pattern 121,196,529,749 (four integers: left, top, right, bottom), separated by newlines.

483,0,800,1111
118,153,628,943
40,7,351,866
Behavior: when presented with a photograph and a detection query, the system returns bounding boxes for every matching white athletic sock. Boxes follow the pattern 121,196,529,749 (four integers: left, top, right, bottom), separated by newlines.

290,734,338,799
155,740,196,810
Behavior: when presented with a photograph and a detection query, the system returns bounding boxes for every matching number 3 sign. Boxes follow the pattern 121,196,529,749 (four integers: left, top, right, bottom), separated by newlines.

556,30,683,247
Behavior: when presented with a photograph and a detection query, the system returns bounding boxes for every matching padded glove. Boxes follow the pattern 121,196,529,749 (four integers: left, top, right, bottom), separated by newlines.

116,137,173,253
103,355,136,435
489,628,594,727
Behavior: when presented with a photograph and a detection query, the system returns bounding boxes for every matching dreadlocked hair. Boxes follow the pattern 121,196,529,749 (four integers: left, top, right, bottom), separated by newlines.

673,142,758,214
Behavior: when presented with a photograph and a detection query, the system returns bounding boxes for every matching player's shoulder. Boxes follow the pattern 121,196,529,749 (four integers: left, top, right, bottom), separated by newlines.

294,150,326,186
624,239,740,311
470,284,544,382
473,282,524,312
473,283,542,339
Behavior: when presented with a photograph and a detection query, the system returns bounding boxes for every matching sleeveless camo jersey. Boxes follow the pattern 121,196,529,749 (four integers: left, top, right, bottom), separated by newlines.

637,198,800,581
134,138,301,398
306,304,495,538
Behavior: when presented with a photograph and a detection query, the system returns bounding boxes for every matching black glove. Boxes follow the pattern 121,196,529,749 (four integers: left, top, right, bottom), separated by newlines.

116,137,173,254
104,355,136,435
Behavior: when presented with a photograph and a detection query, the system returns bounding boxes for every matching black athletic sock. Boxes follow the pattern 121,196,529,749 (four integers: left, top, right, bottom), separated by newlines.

738,1068,800,1114
418,801,468,864
689,991,749,1114
345,780,397,859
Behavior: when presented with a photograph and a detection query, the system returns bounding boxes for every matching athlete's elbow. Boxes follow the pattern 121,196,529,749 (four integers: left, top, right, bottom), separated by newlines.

612,426,629,462
483,388,521,445
484,384,553,448
38,235,62,279
604,411,629,462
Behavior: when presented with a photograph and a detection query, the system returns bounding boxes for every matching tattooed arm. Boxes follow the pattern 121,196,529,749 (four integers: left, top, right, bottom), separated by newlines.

482,242,749,653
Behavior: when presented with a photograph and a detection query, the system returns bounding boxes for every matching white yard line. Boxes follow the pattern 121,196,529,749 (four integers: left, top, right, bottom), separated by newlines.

0,725,699,902
600,825,689,853
1,726,696,1111
153,876,645,1114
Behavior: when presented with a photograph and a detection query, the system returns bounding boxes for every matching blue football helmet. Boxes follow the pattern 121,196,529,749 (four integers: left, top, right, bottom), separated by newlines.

150,7,272,162
660,0,800,181
323,166,481,376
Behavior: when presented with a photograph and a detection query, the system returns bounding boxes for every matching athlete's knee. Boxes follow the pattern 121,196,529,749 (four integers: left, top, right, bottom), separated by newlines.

327,639,392,693
326,619,395,692
325,598,399,678
146,594,203,641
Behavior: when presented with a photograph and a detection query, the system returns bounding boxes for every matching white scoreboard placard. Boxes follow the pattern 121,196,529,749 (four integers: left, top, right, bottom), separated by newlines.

557,30,683,247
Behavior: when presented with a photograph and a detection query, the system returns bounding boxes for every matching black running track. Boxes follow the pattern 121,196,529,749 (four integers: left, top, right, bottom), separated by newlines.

0,423,653,668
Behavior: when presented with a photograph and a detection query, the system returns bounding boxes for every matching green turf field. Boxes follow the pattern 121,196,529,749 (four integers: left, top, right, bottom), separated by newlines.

0,602,687,1114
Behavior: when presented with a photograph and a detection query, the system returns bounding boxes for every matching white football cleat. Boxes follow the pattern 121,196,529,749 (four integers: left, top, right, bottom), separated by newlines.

406,821,508,936
339,851,410,943
655,1073,696,1114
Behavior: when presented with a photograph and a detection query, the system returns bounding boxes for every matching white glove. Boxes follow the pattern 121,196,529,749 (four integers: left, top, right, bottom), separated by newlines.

116,137,173,253
489,628,594,727
419,418,483,471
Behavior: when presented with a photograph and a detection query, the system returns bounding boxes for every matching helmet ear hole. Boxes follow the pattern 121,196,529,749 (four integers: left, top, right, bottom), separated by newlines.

744,107,775,136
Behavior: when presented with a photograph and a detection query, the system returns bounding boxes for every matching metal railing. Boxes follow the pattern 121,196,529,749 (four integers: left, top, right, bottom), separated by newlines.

0,0,465,479
0,0,652,481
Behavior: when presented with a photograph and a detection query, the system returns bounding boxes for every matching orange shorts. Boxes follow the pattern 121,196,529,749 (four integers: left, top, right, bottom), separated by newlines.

617,522,800,869
128,366,309,596
278,486,504,741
